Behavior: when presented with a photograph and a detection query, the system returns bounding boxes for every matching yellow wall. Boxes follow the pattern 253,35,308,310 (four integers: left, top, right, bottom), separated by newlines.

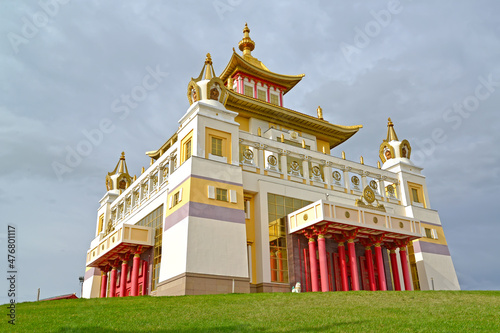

235,116,249,132
189,177,244,211
166,176,245,218
316,139,331,154
419,223,448,246
165,178,192,216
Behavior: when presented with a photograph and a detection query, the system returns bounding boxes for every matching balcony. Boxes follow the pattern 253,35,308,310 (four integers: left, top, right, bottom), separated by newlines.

86,224,154,267
288,200,422,242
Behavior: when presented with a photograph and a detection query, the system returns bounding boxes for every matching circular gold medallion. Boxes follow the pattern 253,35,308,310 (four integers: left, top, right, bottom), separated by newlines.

303,214,308,221
345,211,350,218
363,186,376,204
373,217,378,224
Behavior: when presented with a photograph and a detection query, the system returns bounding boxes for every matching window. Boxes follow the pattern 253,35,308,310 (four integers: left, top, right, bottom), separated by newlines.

216,188,228,201
257,89,266,101
211,137,223,157
98,214,104,233
173,191,180,206
425,228,432,238
270,94,279,105
408,182,425,207
169,188,183,209
181,131,193,164
244,199,250,219
411,188,420,203
185,140,192,160
268,194,312,283
206,128,231,163
137,205,163,291
244,85,253,97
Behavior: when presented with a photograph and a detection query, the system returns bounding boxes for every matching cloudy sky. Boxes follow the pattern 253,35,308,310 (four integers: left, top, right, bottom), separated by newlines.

1,0,499,302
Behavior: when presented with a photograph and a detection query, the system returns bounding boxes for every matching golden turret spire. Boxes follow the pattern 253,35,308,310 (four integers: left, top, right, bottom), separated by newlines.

238,23,255,56
386,117,399,142
192,53,216,82
204,53,214,80
117,152,128,174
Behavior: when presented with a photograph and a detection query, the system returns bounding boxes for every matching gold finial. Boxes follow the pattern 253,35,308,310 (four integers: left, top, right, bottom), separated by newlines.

205,53,212,65
342,151,346,160
203,53,214,80
317,106,323,120
257,127,261,136
150,158,154,166
238,23,255,56
141,167,145,174
120,152,125,160
301,139,306,148
133,175,137,181
280,134,284,143
360,156,364,165
386,117,399,141
377,161,381,169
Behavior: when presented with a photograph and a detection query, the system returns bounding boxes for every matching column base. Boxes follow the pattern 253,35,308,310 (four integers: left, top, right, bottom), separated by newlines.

155,272,250,296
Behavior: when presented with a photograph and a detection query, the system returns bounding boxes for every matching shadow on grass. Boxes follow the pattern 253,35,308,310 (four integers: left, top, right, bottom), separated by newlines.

56,322,366,332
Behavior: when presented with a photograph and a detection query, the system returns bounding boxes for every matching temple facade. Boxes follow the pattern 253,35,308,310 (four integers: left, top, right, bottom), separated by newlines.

82,24,460,298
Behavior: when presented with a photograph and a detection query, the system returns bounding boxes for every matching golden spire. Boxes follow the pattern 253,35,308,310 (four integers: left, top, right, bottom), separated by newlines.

238,23,255,56
192,52,216,82
117,152,128,174
204,53,214,80
386,117,399,142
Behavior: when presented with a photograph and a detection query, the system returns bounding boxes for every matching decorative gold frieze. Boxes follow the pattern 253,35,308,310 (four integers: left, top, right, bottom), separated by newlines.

355,186,386,212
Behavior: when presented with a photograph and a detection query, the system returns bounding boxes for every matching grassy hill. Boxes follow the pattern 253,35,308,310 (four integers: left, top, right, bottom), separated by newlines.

4,291,500,332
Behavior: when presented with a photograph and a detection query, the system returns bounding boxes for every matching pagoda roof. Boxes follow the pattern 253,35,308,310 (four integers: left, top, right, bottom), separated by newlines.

219,50,305,95
225,90,362,149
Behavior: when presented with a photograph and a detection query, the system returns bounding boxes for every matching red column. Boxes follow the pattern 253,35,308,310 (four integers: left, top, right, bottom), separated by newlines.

347,239,360,291
373,244,387,291
308,238,319,292
100,269,108,298
317,235,329,292
389,250,401,291
109,267,118,297
364,247,376,291
399,246,412,291
120,260,128,297
338,242,349,291
131,253,141,296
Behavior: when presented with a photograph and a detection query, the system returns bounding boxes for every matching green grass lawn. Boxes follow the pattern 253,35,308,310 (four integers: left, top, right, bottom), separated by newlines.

3,291,499,332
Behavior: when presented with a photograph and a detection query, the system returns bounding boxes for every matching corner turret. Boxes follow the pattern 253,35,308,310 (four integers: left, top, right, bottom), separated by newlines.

105,152,133,194
187,53,228,106
379,118,412,167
